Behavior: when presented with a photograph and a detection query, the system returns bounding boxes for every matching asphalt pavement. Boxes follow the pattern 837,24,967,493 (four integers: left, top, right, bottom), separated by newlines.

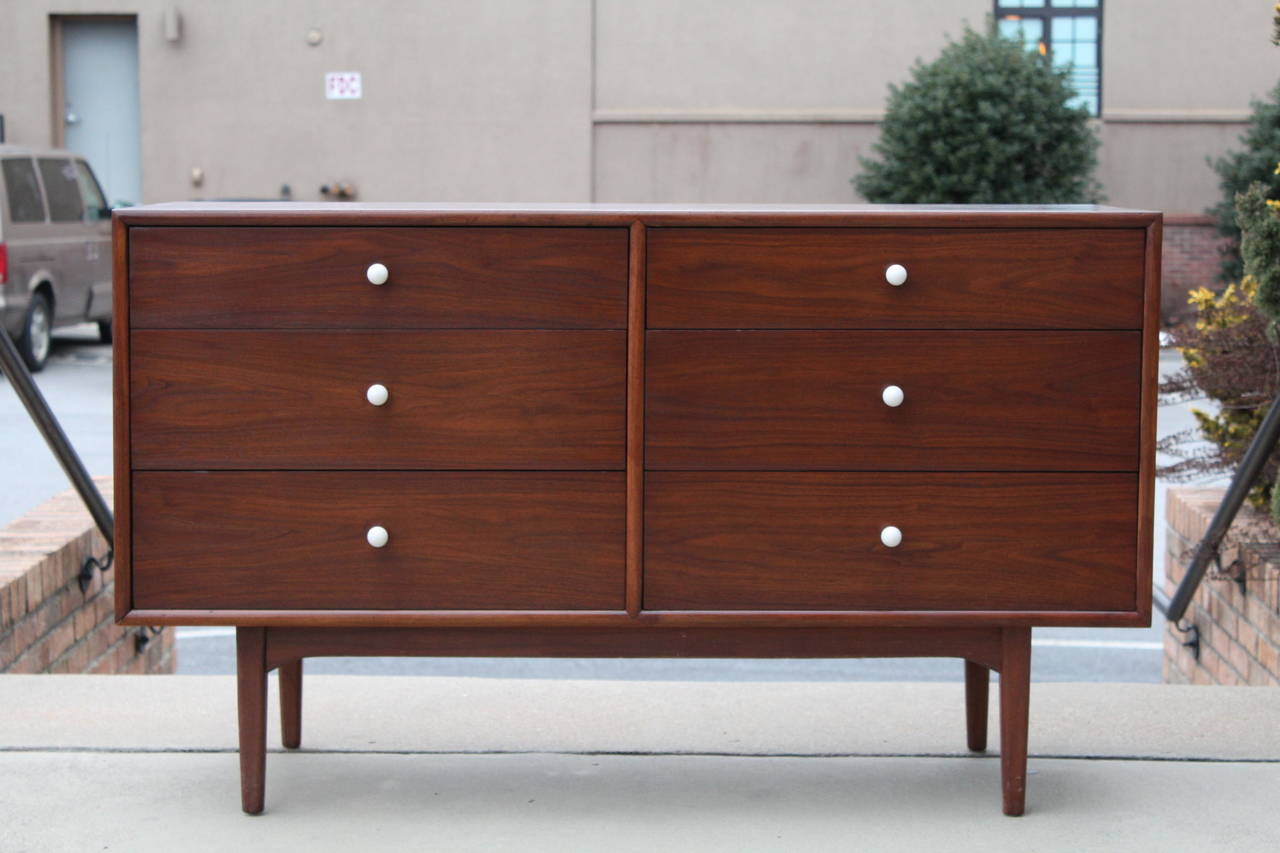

0,329,1224,681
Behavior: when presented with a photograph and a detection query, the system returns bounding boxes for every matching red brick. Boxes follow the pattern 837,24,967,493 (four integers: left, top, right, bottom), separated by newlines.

82,566,103,598
92,592,115,626
1212,648,1242,685
11,612,39,656
20,618,78,673
6,651,41,673
1228,639,1252,679
1244,596,1278,640
42,557,66,603
86,637,126,674
63,638,91,673
8,576,27,620
1247,658,1276,686
1202,620,1223,658
112,640,132,672
1257,639,1280,678
1191,657,1215,685
73,605,94,640
84,624,113,665
0,629,17,670
24,564,44,610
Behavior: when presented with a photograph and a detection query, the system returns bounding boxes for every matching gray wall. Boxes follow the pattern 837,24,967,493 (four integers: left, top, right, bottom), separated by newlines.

2,0,1276,214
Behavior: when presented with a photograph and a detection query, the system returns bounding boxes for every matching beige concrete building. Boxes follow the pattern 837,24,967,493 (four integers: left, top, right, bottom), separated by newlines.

0,0,1275,221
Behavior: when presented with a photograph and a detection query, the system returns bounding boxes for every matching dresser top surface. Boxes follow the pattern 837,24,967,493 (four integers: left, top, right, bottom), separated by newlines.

115,202,1161,228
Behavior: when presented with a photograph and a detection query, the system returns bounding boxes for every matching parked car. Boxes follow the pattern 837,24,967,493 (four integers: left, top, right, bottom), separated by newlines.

0,144,112,371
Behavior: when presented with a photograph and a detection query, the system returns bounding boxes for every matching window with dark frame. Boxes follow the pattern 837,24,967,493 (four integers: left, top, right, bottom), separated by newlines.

995,0,1102,117
1,159,46,223
37,158,86,223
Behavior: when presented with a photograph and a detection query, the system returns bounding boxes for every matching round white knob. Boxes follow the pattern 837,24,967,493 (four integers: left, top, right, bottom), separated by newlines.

366,384,389,406
882,385,904,407
885,264,908,286
366,262,389,285
367,526,389,548
880,526,903,548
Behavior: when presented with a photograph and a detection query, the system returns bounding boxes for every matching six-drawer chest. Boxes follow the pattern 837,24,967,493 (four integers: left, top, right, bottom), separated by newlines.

113,203,1161,816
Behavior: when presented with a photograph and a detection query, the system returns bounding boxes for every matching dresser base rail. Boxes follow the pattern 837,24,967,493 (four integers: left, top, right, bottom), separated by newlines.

234,625,1032,817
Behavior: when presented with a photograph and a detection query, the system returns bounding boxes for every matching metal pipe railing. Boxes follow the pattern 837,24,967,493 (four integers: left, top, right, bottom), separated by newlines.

0,324,113,547
1161,394,1280,625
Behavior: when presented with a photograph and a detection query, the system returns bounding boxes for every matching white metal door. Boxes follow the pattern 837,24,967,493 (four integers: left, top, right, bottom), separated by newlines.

62,18,142,206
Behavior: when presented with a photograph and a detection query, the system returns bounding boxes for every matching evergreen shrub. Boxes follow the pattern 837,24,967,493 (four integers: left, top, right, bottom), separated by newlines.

1207,81,1280,283
854,24,1100,204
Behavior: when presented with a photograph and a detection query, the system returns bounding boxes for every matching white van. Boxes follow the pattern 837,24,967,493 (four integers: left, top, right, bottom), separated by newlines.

0,144,112,371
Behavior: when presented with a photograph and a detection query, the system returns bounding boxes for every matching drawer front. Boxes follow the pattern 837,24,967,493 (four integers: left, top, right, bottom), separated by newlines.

132,472,625,610
646,330,1140,471
129,226,628,329
131,330,625,469
647,228,1145,329
645,472,1138,612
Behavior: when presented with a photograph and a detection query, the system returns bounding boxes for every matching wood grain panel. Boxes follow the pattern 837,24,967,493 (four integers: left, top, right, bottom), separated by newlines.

647,228,1145,329
646,330,1140,471
112,214,133,620
129,226,628,329
644,472,1138,611
262,626,1003,668
132,472,625,610
130,330,625,469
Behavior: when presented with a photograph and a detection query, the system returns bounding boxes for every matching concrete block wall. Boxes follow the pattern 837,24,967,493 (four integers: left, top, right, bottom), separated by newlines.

0,482,173,674
1164,488,1280,686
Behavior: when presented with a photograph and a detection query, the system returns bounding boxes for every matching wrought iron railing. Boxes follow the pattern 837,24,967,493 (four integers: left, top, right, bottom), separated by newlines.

0,326,117,603
1157,395,1280,658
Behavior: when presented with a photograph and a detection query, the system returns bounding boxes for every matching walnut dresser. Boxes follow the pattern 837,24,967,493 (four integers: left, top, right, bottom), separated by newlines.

113,203,1160,816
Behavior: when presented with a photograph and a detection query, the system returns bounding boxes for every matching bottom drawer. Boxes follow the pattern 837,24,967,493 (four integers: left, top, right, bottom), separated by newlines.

132,472,625,610
644,473,1138,612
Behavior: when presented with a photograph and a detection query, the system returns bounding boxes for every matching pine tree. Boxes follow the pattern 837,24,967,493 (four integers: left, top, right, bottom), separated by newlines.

1208,80,1280,283
854,24,1100,205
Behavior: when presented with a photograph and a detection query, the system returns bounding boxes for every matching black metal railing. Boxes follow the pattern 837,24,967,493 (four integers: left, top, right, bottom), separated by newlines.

1158,395,1280,656
0,324,114,595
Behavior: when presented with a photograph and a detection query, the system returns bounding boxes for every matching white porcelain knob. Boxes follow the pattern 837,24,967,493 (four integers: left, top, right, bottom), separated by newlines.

882,385,904,407
885,264,908,286
366,262,389,285
366,383,389,406
880,526,902,548
367,526,389,548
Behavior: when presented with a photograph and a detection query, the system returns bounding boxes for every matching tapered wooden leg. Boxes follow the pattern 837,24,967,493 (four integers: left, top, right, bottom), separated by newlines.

280,659,303,749
999,627,1032,817
964,659,989,752
236,627,268,815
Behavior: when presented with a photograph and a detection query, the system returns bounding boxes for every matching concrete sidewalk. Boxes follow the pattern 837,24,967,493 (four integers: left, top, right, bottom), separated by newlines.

2,676,1278,851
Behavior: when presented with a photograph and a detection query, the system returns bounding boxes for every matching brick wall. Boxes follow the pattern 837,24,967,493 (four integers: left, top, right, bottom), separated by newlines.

0,482,174,674
1161,216,1228,327
1164,488,1280,686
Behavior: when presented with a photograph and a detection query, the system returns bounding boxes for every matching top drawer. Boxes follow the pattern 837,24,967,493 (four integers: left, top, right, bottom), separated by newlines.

647,227,1145,329
128,226,629,329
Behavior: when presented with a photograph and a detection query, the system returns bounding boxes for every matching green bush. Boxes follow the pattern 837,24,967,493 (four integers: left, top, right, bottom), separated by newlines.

854,24,1101,204
1158,277,1280,514
1207,81,1280,283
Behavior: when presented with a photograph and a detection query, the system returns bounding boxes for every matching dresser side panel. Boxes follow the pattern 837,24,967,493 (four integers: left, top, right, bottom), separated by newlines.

112,215,133,622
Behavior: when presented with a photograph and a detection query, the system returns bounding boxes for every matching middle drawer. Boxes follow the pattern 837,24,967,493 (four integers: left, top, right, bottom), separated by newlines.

646,330,1141,471
130,330,626,470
